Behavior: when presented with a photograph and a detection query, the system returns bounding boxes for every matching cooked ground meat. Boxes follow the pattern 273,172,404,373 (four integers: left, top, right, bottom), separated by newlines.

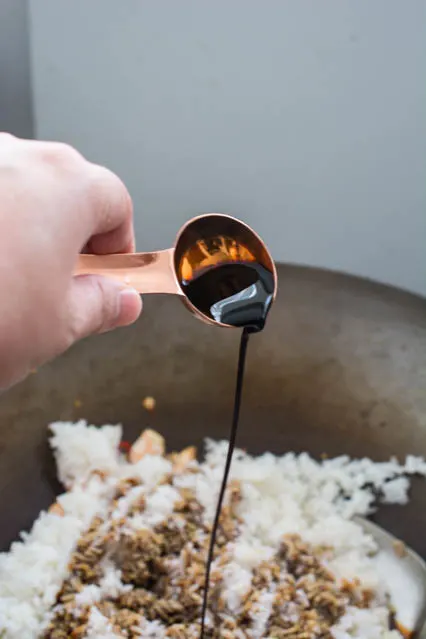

43,474,377,639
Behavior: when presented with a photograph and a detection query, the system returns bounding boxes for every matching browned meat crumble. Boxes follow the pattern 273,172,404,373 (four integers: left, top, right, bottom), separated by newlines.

43,471,375,639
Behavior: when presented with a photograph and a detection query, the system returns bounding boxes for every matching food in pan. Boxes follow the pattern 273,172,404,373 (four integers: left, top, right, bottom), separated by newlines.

1,421,425,638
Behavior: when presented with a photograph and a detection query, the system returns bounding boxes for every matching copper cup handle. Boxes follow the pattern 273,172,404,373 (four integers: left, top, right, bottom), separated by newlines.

75,248,182,296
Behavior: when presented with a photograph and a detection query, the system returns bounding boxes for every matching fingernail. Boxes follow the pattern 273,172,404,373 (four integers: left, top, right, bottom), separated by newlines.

117,288,143,327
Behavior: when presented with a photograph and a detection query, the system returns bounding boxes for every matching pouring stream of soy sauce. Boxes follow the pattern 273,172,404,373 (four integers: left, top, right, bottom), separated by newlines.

199,327,250,638
182,259,275,638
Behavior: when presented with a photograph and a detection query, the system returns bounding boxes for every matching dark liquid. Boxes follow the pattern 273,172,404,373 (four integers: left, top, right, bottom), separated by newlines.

183,261,274,638
183,261,275,332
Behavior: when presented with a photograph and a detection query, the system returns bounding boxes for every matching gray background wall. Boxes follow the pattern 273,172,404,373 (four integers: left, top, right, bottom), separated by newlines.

0,0,33,138
4,1,426,295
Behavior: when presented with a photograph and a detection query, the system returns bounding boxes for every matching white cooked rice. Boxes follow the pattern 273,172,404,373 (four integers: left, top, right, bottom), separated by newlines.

1,420,425,638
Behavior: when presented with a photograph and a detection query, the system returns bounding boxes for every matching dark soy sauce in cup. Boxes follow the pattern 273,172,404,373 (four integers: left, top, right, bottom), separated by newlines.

179,247,275,637
183,261,274,331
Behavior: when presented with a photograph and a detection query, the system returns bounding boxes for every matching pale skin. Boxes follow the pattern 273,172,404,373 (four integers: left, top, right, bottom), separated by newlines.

0,133,142,389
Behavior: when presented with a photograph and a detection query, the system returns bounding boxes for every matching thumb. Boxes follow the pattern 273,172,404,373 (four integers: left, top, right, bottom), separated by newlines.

66,274,142,342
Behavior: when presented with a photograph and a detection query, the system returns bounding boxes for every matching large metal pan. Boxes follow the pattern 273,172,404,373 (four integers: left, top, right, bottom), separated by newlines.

0,264,425,556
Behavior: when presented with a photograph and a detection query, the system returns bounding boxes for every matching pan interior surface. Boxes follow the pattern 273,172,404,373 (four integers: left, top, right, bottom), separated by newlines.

0,264,426,565
356,517,426,636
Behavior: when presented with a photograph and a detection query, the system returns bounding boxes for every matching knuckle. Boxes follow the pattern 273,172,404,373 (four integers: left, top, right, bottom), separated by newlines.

88,165,132,226
91,277,111,332
96,279,120,333
39,141,85,171
91,166,131,208
0,132,16,143
72,276,118,338
0,133,19,158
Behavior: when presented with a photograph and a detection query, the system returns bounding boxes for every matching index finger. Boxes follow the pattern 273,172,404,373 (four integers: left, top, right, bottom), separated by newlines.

83,164,136,255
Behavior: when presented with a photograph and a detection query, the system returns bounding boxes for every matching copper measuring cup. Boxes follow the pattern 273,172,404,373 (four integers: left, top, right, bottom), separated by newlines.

75,213,277,328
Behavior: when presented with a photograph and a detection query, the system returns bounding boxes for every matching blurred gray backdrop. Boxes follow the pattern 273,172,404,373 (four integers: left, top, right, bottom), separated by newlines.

1,0,425,295
0,0,33,137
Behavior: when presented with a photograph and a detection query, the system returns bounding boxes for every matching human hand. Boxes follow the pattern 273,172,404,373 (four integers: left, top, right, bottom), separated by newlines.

0,133,142,389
